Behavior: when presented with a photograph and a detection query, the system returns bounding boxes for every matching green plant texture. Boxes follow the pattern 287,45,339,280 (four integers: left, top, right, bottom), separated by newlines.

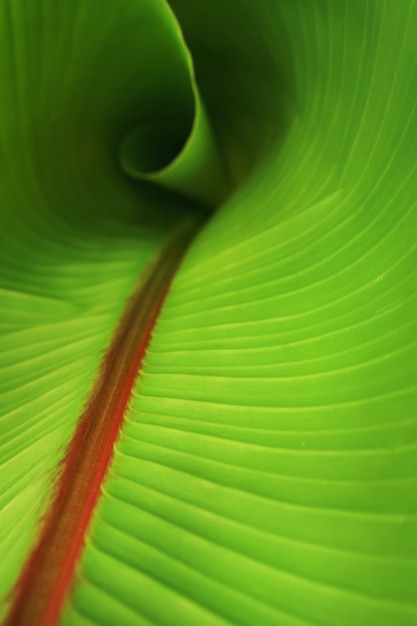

1,0,417,624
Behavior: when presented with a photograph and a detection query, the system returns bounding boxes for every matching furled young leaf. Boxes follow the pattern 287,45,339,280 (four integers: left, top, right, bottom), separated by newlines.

1,1,417,625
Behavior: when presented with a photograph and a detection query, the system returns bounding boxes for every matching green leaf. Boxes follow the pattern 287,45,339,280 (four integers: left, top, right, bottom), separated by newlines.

1,1,417,625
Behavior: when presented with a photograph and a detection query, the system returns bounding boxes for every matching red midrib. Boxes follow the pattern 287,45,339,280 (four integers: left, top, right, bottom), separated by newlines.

5,215,202,626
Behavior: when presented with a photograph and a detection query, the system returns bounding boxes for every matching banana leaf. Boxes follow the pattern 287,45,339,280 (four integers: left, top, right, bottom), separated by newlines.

0,1,416,625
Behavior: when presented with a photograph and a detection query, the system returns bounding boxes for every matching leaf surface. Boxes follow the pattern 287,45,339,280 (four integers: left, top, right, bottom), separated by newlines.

1,1,417,625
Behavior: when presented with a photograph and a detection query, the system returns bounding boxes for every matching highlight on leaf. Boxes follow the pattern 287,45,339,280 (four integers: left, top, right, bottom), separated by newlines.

1,1,416,626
